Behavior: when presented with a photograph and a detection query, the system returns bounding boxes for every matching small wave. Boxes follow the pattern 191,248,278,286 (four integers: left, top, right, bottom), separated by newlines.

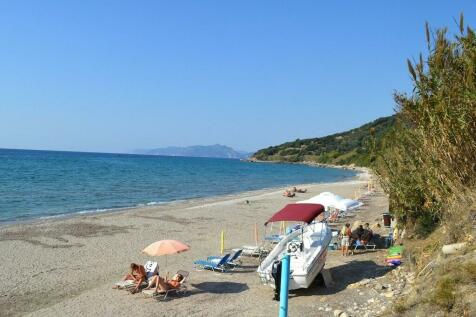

81,208,116,214
38,214,69,220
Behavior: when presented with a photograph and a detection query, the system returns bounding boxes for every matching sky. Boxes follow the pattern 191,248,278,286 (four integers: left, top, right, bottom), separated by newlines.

1,1,475,153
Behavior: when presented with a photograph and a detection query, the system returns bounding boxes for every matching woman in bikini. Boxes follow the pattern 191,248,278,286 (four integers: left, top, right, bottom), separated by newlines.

120,263,147,293
149,273,184,294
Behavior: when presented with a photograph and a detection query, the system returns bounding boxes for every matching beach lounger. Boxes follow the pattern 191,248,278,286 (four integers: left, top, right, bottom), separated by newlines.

114,279,136,289
327,210,340,222
143,270,190,300
352,240,376,253
194,253,231,272
328,230,340,250
207,249,243,269
160,270,189,300
264,234,284,244
241,244,269,258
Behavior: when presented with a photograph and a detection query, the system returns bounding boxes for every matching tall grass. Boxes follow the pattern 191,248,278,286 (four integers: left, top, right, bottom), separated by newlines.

375,15,476,238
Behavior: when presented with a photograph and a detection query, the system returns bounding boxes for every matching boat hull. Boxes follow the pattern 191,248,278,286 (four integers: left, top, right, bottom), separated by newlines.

289,250,327,289
257,222,332,290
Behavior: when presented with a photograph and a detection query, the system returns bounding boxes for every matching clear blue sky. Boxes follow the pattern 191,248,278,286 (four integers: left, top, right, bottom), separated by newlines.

1,1,475,153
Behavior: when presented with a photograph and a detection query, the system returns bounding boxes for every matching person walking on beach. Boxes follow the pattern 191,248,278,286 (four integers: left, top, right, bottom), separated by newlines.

341,223,352,256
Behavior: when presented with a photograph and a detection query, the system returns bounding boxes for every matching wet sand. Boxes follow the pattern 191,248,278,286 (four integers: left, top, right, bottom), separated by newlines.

0,176,391,317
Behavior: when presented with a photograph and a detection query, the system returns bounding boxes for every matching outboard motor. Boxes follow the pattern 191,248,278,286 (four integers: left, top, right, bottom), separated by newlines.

271,260,282,301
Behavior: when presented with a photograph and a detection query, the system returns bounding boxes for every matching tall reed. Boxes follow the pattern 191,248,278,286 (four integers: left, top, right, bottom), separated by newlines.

374,15,476,237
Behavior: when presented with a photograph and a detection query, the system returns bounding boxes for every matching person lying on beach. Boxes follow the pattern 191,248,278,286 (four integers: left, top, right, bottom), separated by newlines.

282,190,295,197
289,186,307,193
148,273,184,294
114,263,147,293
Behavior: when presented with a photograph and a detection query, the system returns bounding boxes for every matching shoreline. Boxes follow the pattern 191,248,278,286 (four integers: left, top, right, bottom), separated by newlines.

0,172,363,229
247,158,370,174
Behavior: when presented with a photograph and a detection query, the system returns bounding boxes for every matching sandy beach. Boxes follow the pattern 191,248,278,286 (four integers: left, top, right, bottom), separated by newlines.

0,175,393,317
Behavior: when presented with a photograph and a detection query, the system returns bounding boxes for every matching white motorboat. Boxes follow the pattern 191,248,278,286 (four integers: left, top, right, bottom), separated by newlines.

257,203,332,290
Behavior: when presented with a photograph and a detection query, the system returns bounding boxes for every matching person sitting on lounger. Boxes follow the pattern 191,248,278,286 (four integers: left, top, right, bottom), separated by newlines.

115,263,147,293
351,225,364,240
149,273,184,294
361,223,374,244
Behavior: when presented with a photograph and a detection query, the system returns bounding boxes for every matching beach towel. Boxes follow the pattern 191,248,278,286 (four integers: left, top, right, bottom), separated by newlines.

115,280,136,288
386,246,403,266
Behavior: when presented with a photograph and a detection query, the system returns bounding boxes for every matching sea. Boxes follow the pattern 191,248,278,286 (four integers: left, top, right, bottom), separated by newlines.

0,149,356,223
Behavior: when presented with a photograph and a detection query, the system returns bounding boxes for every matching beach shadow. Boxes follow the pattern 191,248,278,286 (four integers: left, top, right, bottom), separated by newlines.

190,281,249,294
291,260,392,297
0,222,132,248
222,264,259,274
135,214,193,225
365,234,387,249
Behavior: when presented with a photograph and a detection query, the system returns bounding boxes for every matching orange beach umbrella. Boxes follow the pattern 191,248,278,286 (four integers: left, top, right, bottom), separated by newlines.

142,239,190,275
142,239,190,256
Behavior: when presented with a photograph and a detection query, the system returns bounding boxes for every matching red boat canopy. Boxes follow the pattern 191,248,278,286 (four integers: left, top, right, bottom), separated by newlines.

265,203,325,225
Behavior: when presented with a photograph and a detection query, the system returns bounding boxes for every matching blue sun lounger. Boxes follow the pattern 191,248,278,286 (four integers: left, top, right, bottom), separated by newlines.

207,249,243,269
194,253,231,272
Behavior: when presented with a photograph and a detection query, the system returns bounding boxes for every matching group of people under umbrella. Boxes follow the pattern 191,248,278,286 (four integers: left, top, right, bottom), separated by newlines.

114,239,190,294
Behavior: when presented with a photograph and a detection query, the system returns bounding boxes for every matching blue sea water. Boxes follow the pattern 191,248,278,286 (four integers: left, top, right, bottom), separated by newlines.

0,149,356,223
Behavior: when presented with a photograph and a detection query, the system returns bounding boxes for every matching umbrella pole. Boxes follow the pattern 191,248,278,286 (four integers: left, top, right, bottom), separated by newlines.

166,255,168,280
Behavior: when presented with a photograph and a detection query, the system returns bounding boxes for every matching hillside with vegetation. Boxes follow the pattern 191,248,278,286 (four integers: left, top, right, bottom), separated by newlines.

252,115,395,167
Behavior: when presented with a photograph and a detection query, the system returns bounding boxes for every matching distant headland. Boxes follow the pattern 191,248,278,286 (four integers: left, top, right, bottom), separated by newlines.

133,144,252,159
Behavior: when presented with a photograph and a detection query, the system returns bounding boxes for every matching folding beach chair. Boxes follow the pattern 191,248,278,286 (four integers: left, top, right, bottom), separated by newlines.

194,253,231,272
160,270,190,300
207,249,243,269
143,270,190,300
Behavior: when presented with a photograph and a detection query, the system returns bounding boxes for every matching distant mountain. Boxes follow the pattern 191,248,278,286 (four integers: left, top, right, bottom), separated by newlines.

134,144,252,159
252,115,395,167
